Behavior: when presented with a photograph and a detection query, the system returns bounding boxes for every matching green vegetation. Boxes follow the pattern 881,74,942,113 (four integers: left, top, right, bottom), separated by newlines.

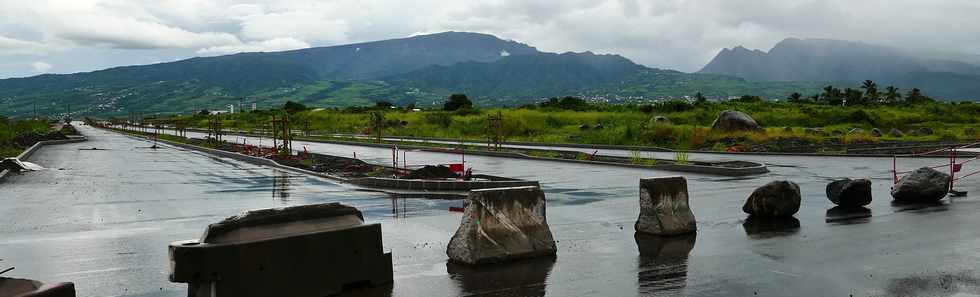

675,151,690,165
122,83,980,153
0,118,50,158
525,150,560,158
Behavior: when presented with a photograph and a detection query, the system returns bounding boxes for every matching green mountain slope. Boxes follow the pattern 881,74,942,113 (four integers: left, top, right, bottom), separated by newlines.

699,38,980,100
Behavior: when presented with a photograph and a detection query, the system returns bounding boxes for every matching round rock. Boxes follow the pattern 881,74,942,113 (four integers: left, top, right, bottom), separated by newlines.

891,167,950,203
711,110,762,132
825,178,872,207
742,180,801,217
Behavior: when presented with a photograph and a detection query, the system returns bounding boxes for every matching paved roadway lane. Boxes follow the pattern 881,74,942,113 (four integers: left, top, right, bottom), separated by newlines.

3,125,979,296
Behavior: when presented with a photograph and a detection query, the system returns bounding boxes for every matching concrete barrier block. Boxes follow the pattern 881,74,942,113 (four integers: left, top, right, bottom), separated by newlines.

635,176,697,236
447,186,557,265
0,278,75,297
169,203,392,297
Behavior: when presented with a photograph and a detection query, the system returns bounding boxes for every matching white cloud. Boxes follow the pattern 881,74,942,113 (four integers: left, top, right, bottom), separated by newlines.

1,0,979,77
31,61,52,73
51,14,242,49
197,37,311,55
238,11,351,44
0,35,50,55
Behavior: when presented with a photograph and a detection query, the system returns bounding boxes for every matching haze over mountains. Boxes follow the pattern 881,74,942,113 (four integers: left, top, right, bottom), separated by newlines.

0,32,977,117
700,38,980,99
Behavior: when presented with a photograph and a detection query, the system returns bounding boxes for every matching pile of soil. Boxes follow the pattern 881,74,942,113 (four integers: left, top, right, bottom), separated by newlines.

59,124,80,135
12,131,68,148
403,165,458,179
309,154,375,176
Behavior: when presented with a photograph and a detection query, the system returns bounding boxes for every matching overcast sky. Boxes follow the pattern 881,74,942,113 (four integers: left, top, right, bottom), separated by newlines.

1,0,978,79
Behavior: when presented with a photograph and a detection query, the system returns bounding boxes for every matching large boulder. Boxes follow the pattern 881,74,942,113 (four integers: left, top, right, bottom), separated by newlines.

825,178,872,207
916,127,934,136
870,128,883,137
447,186,557,265
891,167,950,203
742,181,801,217
888,128,905,137
635,176,697,236
711,110,762,132
652,115,671,125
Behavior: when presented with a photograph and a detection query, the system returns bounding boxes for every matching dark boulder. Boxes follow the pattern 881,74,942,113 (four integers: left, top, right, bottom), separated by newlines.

888,128,904,137
742,181,801,217
711,110,762,132
870,128,883,137
652,115,670,125
891,167,950,203
825,178,872,207
916,127,934,136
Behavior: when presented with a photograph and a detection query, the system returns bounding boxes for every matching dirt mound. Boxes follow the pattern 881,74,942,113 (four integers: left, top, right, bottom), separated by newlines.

404,165,458,179
59,124,80,135
307,154,376,177
12,131,68,148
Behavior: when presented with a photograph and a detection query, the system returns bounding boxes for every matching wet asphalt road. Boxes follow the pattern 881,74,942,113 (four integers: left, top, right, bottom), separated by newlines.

2,125,980,297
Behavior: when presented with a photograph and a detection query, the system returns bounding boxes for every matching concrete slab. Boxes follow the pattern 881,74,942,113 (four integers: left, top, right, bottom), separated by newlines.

169,203,392,297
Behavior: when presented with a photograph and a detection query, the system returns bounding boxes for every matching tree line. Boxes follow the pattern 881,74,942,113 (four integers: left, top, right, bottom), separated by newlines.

785,80,935,106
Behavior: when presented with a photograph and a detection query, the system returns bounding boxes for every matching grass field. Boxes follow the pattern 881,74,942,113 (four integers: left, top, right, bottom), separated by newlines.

0,118,51,158
140,99,980,152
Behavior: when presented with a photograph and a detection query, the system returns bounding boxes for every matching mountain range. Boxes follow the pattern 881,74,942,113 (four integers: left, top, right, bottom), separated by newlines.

699,38,980,99
0,32,976,118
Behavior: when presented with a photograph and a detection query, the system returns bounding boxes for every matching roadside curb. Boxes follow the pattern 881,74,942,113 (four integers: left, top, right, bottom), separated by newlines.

0,136,88,183
105,127,482,197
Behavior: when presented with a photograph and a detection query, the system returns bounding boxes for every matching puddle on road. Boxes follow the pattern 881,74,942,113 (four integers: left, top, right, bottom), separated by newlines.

636,233,695,296
446,258,555,297
742,216,801,239
825,206,873,224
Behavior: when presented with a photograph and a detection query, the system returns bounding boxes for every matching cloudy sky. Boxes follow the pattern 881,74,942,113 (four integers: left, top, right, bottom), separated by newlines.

1,0,978,79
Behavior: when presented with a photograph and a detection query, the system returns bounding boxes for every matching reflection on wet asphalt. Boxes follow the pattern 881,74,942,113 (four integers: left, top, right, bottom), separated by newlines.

1,125,979,297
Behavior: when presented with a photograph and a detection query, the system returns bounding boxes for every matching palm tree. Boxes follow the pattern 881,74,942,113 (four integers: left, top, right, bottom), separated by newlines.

822,85,835,101
787,92,803,103
861,80,879,103
884,86,901,104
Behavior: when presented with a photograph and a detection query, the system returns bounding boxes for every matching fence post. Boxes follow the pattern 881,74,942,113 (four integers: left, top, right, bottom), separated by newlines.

892,155,898,184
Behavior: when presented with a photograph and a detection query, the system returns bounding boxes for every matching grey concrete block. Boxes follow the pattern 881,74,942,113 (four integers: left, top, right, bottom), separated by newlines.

0,277,75,297
169,203,392,297
447,186,557,265
635,176,697,236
